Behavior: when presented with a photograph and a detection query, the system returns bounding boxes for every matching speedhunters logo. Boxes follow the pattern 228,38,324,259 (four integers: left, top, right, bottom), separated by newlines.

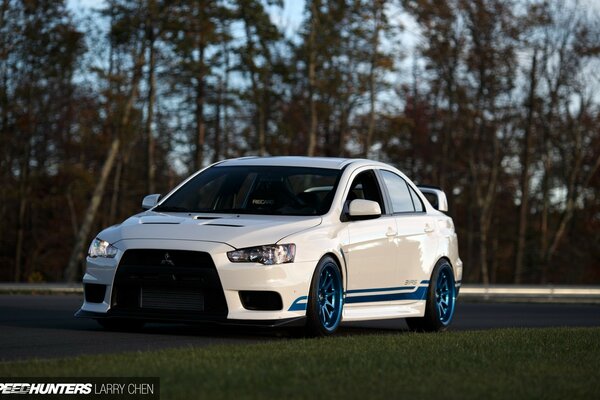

0,383,92,395
0,378,159,398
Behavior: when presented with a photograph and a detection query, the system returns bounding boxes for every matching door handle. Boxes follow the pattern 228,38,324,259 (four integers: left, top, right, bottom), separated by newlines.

386,227,397,237
424,223,434,233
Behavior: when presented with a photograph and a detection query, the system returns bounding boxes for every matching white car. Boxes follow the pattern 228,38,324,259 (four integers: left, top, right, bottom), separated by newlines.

76,157,462,336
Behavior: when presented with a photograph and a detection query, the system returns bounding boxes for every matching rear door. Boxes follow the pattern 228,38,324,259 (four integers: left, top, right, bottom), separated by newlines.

379,170,437,295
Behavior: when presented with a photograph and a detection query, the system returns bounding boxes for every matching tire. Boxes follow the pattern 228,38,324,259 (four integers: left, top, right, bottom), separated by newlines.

406,259,456,332
305,256,344,337
96,318,145,332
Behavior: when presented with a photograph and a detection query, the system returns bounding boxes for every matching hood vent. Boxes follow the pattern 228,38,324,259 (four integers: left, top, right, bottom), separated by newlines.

139,216,183,224
205,223,244,228
193,216,220,220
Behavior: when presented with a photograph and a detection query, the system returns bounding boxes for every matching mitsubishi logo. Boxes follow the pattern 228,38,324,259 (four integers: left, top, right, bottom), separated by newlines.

161,252,175,266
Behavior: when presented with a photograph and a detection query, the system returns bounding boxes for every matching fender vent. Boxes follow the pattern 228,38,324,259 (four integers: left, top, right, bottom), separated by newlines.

84,284,106,303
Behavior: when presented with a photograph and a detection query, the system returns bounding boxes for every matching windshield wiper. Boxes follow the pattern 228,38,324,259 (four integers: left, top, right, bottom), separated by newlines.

152,205,191,213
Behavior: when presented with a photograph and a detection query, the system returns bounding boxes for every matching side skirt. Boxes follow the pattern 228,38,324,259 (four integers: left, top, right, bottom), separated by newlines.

342,300,426,322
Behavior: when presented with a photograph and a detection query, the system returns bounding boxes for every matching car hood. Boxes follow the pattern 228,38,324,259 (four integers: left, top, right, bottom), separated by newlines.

98,212,322,249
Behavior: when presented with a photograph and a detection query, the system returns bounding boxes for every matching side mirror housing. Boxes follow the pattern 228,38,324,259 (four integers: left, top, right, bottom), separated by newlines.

417,186,448,212
142,194,161,210
348,199,381,219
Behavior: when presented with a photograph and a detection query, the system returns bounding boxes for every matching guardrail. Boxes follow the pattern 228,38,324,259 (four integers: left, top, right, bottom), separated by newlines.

0,283,83,294
459,285,600,303
0,283,599,303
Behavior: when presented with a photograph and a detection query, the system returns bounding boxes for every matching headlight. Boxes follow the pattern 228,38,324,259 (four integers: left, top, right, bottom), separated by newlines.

227,244,296,265
88,238,118,258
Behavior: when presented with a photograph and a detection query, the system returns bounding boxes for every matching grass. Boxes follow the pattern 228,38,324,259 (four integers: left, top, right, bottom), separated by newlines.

1,327,598,399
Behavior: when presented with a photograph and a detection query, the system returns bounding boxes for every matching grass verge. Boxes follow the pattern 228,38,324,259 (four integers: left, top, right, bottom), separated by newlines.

1,327,598,399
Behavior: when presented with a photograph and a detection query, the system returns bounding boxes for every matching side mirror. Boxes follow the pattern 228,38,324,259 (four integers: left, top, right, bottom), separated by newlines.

348,199,381,219
417,186,448,212
142,194,161,210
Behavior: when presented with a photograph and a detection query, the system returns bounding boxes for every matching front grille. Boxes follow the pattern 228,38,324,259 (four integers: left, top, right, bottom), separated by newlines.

111,249,227,318
141,287,204,311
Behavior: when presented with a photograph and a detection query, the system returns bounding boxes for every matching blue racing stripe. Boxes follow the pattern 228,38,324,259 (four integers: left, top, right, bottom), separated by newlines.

288,296,308,311
346,286,416,294
345,287,428,304
289,280,431,310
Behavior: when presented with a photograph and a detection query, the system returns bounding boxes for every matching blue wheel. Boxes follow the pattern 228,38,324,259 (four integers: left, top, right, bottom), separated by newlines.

406,260,456,332
435,266,456,325
306,256,343,336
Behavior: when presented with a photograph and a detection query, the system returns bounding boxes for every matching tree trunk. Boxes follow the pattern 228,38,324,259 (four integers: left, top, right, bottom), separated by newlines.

14,117,32,282
223,51,230,159
306,1,318,156
213,76,222,163
257,99,266,156
109,157,123,224
470,118,500,286
145,30,156,194
14,183,28,282
514,50,537,283
66,189,79,238
539,151,550,283
244,28,265,156
338,106,348,157
194,1,207,171
195,45,206,171
364,0,382,158
64,138,120,281
479,218,490,285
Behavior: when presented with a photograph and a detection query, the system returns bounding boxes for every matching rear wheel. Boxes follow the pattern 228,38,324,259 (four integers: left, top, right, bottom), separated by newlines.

305,256,344,337
96,319,145,332
406,259,456,332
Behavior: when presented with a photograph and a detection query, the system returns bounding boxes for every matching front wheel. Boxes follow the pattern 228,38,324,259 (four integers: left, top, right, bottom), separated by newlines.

305,256,344,337
406,259,456,332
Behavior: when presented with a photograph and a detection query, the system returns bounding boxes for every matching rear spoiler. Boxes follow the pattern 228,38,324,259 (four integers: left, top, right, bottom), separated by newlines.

417,185,448,212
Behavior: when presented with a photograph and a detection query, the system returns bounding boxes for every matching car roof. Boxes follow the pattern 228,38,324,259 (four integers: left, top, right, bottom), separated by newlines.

216,156,390,170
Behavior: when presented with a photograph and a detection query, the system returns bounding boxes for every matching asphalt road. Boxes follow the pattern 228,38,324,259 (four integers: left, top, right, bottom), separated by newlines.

1,294,599,361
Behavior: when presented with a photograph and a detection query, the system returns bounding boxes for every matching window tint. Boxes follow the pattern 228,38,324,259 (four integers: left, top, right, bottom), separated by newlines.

381,170,415,213
409,186,424,212
345,170,385,213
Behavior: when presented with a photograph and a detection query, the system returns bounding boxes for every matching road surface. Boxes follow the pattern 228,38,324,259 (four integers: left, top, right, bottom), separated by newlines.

1,294,599,361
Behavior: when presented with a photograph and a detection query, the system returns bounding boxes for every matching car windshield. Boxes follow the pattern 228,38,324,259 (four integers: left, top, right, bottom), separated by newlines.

154,166,342,216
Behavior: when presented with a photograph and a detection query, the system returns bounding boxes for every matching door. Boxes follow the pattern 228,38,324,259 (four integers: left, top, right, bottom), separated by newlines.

379,170,437,293
343,170,400,299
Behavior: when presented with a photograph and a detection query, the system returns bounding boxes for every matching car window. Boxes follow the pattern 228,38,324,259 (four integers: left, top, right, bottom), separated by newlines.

155,166,341,216
345,170,385,213
422,192,438,209
380,170,415,213
408,186,424,212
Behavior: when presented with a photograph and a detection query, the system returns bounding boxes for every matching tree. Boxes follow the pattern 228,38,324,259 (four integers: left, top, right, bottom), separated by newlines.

0,1,83,281
236,0,282,156
65,0,148,281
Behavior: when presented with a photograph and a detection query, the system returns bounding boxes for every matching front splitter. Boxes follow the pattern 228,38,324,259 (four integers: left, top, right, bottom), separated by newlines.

75,308,306,328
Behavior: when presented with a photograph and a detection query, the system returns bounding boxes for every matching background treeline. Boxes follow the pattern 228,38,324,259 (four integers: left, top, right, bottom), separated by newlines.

0,0,599,283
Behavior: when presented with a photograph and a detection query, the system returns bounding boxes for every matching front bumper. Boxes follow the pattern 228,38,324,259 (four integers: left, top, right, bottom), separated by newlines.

78,239,314,324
